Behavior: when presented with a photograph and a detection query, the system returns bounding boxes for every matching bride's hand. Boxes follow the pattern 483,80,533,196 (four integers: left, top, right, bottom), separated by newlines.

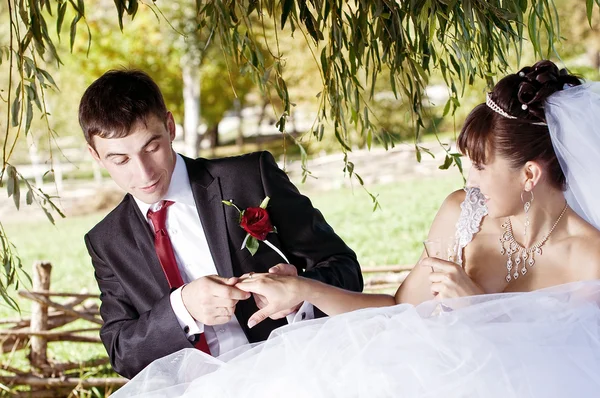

420,257,484,299
240,264,303,320
236,273,306,328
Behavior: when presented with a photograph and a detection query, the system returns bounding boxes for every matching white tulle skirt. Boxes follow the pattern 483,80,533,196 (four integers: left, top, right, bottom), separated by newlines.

114,281,600,397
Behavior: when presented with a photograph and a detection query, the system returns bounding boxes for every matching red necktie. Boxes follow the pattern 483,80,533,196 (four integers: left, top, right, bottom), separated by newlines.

147,200,211,355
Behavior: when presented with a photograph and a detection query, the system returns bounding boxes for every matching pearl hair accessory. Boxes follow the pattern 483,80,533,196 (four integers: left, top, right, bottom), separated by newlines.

485,93,547,126
486,93,517,119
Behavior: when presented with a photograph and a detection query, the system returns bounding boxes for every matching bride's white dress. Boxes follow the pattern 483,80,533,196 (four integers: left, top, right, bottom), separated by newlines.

114,187,600,397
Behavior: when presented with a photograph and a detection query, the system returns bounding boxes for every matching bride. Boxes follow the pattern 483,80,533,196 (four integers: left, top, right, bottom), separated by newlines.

114,60,600,397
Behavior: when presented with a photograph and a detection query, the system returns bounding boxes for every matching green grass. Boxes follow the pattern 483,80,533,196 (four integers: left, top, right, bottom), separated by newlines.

2,213,105,317
0,172,464,389
304,173,464,267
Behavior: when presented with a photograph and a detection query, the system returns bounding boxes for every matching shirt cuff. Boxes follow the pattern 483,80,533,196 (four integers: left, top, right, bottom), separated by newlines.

285,301,315,324
170,286,204,338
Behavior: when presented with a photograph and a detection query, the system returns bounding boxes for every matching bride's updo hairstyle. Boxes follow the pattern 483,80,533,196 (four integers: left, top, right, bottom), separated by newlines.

457,60,581,190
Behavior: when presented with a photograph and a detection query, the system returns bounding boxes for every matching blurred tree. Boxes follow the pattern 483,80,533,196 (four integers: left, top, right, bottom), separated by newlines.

554,0,600,74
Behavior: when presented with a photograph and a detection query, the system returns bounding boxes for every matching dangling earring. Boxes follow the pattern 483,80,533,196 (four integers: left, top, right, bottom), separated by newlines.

521,190,534,239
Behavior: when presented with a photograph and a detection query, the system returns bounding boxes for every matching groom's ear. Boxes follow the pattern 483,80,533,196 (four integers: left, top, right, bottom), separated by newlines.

88,144,101,163
522,161,543,190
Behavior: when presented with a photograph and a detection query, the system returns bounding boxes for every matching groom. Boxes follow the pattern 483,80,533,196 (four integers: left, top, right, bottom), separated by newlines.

79,70,363,379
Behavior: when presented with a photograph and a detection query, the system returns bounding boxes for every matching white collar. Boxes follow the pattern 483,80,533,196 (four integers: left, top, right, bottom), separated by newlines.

134,153,195,217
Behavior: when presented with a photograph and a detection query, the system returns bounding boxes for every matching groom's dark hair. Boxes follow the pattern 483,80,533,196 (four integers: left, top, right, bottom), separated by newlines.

458,60,582,191
78,69,168,149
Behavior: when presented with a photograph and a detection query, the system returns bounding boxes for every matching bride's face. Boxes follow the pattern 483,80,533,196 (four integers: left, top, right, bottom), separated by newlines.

467,152,524,218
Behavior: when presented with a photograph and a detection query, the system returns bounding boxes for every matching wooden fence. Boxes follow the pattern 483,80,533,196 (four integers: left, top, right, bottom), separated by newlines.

0,262,125,397
363,265,411,292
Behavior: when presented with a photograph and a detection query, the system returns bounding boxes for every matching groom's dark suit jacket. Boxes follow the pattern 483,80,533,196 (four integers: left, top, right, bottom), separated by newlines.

85,151,363,378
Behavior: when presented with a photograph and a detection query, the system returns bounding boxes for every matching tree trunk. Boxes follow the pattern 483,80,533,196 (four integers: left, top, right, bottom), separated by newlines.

207,124,219,157
182,62,201,158
29,261,52,375
255,99,269,149
235,99,244,149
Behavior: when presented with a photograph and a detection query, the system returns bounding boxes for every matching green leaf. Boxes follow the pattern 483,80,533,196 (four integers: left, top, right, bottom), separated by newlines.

247,0,258,15
12,174,20,210
304,11,324,42
38,68,57,89
10,97,20,127
259,196,270,209
439,155,453,170
6,166,19,210
452,153,465,178
222,200,233,206
246,236,259,256
127,0,139,16
276,115,286,133
587,0,594,25
281,0,294,28
320,47,328,74
443,98,452,116
418,145,435,159
70,15,81,52
26,189,33,205
114,0,125,31
57,2,68,37
41,206,55,225
6,166,15,197
24,100,33,135
334,128,352,152
354,173,364,185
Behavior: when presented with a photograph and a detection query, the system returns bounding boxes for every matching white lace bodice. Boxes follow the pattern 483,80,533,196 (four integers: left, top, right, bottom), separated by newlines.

454,187,488,266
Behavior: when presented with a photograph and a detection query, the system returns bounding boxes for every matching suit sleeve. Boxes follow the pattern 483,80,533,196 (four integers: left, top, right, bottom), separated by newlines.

85,234,193,379
258,151,363,293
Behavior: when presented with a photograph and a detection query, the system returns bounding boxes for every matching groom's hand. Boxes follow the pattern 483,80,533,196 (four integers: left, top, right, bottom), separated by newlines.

181,275,251,326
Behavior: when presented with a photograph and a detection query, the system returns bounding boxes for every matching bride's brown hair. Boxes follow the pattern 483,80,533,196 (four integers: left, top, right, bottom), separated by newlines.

457,60,581,190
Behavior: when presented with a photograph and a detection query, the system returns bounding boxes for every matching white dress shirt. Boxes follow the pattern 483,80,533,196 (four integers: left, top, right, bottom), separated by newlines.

134,154,313,356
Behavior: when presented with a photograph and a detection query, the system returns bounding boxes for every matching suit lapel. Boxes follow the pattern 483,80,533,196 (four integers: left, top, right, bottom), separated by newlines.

129,197,171,292
185,157,235,278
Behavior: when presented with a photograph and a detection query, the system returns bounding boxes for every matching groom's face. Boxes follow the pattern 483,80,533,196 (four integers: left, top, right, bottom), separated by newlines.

88,112,177,204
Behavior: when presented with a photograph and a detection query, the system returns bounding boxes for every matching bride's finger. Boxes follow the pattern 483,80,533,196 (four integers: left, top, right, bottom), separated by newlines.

430,282,444,295
428,272,450,284
247,304,279,329
253,293,268,309
236,279,267,292
238,272,261,282
421,257,457,272
238,273,269,284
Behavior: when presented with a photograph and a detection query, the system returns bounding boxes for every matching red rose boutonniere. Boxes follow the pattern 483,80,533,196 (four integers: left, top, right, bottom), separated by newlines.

222,196,289,262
